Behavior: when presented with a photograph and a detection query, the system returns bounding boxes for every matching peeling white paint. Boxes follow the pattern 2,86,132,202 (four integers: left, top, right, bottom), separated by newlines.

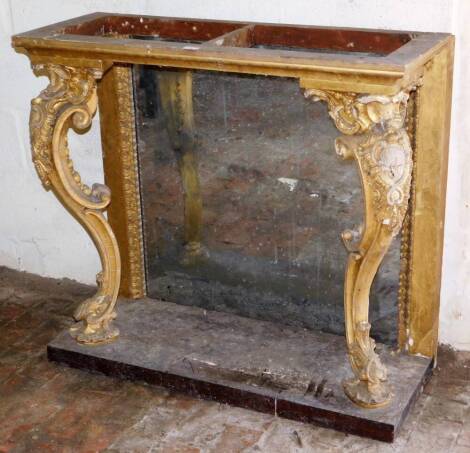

277,177,298,192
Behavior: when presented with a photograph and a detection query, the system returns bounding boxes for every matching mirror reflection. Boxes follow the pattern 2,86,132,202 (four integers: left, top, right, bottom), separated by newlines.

134,66,400,344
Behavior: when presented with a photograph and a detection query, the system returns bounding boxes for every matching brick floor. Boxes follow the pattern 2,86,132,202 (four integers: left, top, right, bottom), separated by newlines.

0,266,469,452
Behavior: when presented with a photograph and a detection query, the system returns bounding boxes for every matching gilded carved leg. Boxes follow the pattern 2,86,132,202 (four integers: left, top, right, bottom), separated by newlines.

157,71,204,264
30,64,121,344
305,89,413,408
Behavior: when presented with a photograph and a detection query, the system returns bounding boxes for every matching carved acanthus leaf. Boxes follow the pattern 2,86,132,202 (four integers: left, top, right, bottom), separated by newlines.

304,89,372,135
334,91,413,236
349,321,387,385
29,63,121,345
306,86,415,408
30,64,105,202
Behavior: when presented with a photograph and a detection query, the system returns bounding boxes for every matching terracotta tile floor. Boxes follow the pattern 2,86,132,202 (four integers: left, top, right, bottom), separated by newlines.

0,266,470,452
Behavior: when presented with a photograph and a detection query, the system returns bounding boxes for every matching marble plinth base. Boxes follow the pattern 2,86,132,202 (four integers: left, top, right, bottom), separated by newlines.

48,298,431,442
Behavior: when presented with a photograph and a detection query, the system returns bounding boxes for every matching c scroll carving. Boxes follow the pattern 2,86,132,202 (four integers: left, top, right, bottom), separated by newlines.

30,64,121,344
305,88,413,408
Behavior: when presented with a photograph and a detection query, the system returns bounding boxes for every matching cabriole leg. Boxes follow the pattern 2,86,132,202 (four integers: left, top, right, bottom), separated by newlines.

304,88,414,408
157,70,204,265
30,63,121,345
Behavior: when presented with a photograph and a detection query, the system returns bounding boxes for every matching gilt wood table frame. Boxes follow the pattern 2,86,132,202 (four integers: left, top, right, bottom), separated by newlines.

12,12,454,409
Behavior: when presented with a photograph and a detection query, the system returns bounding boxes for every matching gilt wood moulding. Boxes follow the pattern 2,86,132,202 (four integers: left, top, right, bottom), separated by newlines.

12,13,454,441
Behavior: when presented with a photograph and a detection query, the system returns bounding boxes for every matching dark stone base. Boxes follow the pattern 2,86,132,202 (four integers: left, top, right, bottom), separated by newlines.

48,298,431,442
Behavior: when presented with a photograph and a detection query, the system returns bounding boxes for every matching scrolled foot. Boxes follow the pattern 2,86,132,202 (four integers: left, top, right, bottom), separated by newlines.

69,315,119,345
343,377,392,409
70,322,119,345
345,322,392,408
70,292,119,345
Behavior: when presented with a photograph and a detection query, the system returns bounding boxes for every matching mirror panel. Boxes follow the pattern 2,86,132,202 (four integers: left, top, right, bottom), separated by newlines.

134,66,400,344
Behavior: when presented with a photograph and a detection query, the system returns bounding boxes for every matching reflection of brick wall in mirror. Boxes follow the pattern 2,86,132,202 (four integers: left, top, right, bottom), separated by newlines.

135,67,401,345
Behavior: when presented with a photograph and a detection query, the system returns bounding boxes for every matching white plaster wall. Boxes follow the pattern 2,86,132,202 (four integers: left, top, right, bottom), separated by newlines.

1,0,468,348
439,0,470,350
